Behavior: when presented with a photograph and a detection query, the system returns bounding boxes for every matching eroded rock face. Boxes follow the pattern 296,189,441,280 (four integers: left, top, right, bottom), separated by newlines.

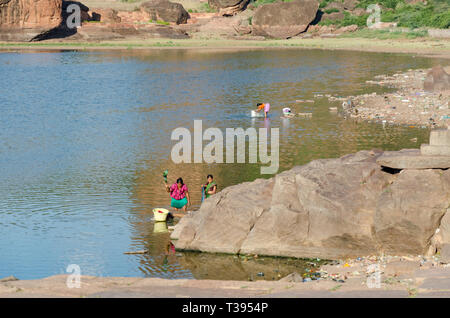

252,0,319,38
375,169,450,254
172,150,450,260
140,0,190,25
209,0,250,16
0,0,62,41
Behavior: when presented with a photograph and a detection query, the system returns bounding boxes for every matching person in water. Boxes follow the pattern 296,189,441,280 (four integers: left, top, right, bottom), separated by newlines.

201,174,217,200
165,177,190,212
256,102,270,118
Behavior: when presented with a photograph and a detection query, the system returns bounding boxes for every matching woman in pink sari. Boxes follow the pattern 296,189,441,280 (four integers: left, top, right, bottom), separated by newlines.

256,102,270,118
165,177,191,212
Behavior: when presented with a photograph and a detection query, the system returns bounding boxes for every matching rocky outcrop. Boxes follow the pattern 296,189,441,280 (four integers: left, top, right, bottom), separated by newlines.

64,24,189,41
140,0,190,25
424,65,450,92
90,8,121,23
172,143,450,260
0,0,63,41
208,0,250,16
189,10,253,39
306,24,358,36
343,0,358,10
252,0,319,39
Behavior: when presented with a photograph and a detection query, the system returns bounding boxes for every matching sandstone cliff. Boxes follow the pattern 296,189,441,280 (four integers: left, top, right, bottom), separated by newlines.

0,0,62,41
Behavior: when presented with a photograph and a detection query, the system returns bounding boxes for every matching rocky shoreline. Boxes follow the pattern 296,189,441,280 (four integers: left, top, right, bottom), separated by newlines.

330,65,450,128
2,261,450,297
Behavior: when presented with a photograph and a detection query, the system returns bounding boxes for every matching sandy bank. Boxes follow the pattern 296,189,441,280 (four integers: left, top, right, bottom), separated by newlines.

0,37,449,59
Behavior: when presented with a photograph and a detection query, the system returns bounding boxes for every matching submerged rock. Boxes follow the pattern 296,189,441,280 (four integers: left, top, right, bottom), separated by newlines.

172,149,450,259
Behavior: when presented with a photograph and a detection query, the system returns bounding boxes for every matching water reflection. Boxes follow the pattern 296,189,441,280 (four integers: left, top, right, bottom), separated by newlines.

0,49,444,280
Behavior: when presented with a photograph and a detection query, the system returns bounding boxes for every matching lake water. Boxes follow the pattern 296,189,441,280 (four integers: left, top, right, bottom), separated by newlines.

0,48,442,280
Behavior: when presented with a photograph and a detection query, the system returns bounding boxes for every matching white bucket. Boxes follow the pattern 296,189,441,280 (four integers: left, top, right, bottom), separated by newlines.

153,208,170,222
251,110,264,118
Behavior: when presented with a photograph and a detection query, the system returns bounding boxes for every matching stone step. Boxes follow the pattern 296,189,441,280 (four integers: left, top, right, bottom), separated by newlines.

376,153,450,169
421,144,450,156
430,128,450,146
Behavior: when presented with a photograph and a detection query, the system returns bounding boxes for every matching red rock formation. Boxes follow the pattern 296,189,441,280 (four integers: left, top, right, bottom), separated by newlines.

0,0,63,41
0,0,62,28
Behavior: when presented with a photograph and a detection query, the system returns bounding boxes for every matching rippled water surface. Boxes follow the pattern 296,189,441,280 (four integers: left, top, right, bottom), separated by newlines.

0,49,443,280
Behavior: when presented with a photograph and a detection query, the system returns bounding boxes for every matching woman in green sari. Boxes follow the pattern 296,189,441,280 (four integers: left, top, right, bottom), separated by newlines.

201,174,217,201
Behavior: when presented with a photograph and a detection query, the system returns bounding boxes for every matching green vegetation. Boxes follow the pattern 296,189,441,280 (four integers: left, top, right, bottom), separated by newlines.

320,0,450,29
324,8,340,14
379,0,450,29
250,0,294,8
319,0,334,8
149,19,170,25
320,11,370,27
188,3,217,13
339,28,429,39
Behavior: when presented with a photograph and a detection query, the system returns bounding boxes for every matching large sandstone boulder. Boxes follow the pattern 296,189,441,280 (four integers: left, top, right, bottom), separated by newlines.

208,0,250,16
252,0,319,39
191,10,253,38
424,65,450,92
172,149,450,260
140,0,190,25
0,0,63,41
